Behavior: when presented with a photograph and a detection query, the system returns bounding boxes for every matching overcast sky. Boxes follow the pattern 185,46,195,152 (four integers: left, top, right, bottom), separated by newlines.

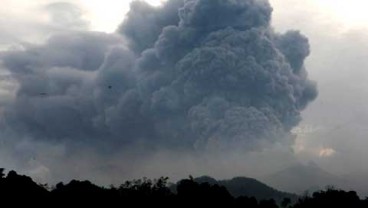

1,0,368,192
271,0,368,175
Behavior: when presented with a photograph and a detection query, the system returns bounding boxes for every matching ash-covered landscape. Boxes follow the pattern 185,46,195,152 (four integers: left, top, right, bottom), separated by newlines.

1,0,368,206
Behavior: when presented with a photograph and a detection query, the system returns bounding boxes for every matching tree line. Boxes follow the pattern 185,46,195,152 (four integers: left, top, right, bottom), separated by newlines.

0,168,367,207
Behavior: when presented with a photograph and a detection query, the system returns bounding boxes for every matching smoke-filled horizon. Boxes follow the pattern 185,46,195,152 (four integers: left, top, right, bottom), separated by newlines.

0,0,319,187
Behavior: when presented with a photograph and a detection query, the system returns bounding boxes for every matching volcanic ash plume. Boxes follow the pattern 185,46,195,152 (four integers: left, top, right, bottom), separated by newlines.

0,0,317,153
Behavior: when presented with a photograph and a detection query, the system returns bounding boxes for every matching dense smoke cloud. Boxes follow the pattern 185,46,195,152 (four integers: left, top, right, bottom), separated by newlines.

118,0,184,53
0,0,317,155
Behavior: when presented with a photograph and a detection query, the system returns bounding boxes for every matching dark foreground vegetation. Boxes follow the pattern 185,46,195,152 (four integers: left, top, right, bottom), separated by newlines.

1,168,368,207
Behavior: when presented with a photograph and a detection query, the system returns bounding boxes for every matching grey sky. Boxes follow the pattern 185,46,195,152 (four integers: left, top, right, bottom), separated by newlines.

271,0,368,174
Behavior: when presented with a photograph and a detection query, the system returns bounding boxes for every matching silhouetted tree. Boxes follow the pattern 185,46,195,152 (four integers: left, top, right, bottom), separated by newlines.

235,196,258,208
281,197,291,208
177,178,233,207
1,168,368,208
0,168,4,179
259,199,278,208
293,188,361,208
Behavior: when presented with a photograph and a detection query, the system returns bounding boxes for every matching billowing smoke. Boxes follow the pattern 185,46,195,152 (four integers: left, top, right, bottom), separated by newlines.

0,0,317,181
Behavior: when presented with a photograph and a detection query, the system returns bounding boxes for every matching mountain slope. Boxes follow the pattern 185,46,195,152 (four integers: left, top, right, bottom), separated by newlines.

194,176,298,203
263,162,346,194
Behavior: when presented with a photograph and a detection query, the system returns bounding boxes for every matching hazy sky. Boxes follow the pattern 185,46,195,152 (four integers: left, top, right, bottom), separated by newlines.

1,0,368,193
271,0,368,174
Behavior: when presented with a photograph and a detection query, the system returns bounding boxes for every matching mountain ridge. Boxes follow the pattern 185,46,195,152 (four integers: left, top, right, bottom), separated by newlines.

192,175,298,203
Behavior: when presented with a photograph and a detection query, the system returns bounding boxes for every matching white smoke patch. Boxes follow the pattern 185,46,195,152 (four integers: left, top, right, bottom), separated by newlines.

292,125,324,154
145,0,168,6
43,2,90,30
319,148,336,158
0,0,98,52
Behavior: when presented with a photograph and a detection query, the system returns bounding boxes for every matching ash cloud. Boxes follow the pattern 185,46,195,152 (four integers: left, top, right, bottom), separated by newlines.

118,0,184,53
0,0,317,180
45,2,89,30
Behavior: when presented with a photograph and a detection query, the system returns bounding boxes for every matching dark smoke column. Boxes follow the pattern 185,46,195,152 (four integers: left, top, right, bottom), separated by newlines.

1,0,317,153
119,0,317,151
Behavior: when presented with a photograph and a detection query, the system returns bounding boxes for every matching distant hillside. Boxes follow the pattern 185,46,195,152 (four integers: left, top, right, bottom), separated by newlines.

263,162,347,194
193,176,298,203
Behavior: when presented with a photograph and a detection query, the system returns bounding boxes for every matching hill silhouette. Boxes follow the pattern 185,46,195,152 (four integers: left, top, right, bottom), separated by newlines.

194,176,298,203
0,168,367,207
264,162,346,194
